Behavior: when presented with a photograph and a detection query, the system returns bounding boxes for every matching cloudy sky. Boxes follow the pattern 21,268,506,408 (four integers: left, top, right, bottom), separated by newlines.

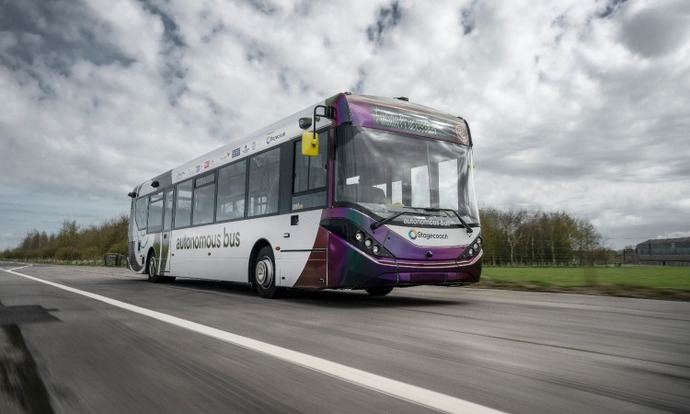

1,0,689,249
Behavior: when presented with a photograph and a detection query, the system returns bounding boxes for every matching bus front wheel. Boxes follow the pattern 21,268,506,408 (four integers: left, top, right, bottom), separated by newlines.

365,286,394,297
254,246,284,299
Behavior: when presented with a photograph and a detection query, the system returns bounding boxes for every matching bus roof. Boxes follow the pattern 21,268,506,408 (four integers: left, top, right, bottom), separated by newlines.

132,93,469,197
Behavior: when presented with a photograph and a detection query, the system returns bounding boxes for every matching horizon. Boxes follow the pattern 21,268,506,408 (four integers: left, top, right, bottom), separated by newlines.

1,0,689,250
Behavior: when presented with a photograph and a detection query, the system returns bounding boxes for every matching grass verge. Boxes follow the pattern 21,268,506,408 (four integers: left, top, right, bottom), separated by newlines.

476,266,690,300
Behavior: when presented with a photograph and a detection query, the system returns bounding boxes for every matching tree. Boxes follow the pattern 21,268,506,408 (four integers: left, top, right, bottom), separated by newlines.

496,210,527,266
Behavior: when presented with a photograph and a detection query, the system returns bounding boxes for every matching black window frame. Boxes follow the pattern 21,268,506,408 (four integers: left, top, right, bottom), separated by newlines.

291,127,329,212
163,189,174,232
191,171,217,227
134,196,149,231
159,127,331,229
215,159,248,224
146,191,165,234
246,146,282,219
173,178,194,230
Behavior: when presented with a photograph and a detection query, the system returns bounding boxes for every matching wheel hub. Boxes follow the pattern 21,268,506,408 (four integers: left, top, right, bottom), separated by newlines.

255,258,273,288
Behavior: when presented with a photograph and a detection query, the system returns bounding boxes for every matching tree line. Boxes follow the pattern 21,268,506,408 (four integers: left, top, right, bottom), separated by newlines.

1,209,612,266
480,209,613,266
1,216,128,262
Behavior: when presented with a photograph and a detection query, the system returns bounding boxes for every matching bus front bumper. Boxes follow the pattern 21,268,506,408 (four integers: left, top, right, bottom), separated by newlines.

327,236,482,289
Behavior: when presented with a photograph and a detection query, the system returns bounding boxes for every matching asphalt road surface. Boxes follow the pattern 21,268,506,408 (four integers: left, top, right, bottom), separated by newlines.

1,262,689,414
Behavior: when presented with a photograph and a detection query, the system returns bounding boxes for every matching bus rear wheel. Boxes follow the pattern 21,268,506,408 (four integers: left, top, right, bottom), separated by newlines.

365,286,394,297
147,252,165,283
253,246,284,299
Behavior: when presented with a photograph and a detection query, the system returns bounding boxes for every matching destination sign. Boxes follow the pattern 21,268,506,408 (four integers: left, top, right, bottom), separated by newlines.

371,107,470,145
401,215,456,227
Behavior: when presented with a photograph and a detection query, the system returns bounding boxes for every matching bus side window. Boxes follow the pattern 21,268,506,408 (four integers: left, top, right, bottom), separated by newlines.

174,179,193,228
192,173,216,226
248,148,280,217
135,197,148,231
292,130,327,211
163,190,173,231
148,193,164,233
216,160,246,221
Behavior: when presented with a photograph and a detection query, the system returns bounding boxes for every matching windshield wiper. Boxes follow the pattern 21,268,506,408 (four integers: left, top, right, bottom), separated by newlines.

422,208,474,234
371,211,407,230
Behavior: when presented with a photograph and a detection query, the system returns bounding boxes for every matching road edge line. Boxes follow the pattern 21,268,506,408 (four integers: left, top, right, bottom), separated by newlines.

2,267,506,414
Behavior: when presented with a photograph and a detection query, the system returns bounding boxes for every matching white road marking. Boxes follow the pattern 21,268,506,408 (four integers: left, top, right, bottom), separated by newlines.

2,267,506,414
8,264,32,271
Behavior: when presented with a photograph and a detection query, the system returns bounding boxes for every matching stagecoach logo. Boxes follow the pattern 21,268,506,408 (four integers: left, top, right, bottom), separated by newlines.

176,228,240,250
266,131,285,144
408,228,448,241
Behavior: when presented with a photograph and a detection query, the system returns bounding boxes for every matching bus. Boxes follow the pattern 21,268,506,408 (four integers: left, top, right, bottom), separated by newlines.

127,93,482,298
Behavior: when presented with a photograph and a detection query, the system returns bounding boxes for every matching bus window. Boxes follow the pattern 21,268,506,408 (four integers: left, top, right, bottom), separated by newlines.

174,179,193,228
293,142,310,193
438,159,459,210
148,193,164,233
248,148,280,217
411,165,431,208
292,132,327,211
193,173,216,225
135,197,148,231
391,180,402,205
216,161,246,221
163,190,173,231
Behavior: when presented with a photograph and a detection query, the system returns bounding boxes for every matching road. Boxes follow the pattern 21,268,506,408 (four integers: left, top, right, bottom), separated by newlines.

1,262,689,413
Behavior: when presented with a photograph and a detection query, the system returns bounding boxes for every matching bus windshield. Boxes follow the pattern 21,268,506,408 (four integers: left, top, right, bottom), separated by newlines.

335,126,480,227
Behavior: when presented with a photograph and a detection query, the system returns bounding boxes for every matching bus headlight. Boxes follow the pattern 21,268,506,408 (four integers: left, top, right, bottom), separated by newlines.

459,236,482,261
320,218,394,258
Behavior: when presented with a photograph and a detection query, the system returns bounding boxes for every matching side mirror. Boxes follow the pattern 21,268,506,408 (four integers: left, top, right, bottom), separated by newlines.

301,131,319,157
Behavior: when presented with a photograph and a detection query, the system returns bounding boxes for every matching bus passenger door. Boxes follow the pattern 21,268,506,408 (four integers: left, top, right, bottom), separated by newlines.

159,189,174,273
278,130,329,287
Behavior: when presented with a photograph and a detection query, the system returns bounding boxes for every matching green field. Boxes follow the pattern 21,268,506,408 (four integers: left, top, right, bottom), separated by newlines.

481,266,690,290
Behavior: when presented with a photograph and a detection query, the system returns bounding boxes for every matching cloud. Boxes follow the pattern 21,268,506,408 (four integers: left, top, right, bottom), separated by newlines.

619,0,690,58
0,0,688,249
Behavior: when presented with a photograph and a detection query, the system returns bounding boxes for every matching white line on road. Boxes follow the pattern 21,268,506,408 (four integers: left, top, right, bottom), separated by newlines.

2,267,506,414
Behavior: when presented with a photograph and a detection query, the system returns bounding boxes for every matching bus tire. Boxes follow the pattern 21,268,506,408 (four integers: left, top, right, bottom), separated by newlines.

253,246,283,299
146,251,164,283
365,286,394,297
